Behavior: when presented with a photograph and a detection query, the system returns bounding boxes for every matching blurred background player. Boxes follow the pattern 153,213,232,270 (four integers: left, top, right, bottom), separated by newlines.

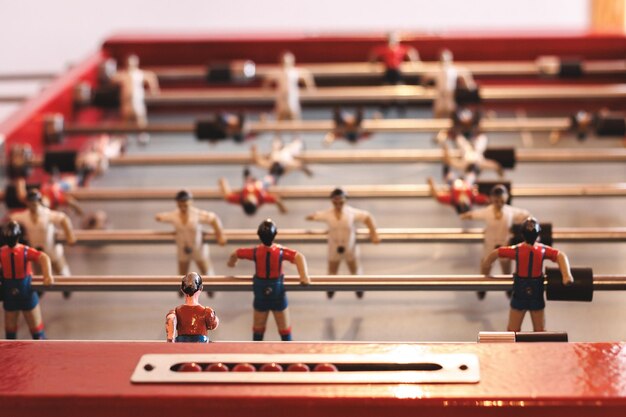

165,272,219,343
219,168,287,216
0,221,54,339
262,51,315,121
424,49,476,118
461,185,531,299
110,54,159,145
306,188,380,299
369,31,420,85
11,189,77,279
227,219,310,341
251,137,312,182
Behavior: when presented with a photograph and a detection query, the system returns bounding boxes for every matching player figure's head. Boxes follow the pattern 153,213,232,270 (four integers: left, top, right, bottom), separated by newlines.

3,221,22,248
387,31,400,46
257,219,278,246
26,189,42,212
127,54,140,70
521,217,541,244
281,52,295,68
9,143,33,169
440,49,453,65
175,190,192,213
489,184,509,209
330,188,347,211
181,272,203,296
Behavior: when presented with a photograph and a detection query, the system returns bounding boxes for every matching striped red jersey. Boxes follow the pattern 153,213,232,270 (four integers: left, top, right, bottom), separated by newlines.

236,244,297,279
0,244,41,279
498,243,559,278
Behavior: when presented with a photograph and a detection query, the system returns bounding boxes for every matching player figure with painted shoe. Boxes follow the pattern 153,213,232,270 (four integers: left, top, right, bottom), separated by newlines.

227,219,310,341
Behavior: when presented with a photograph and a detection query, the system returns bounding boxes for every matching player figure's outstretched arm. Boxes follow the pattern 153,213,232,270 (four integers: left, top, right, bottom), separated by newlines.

60,213,77,245
293,252,310,285
38,252,54,285
227,250,240,268
556,251,574,286
481,249,500,276
363,213,381,243
209,215,227,246
274,195,288,214
144,71,160,94
165,311,176,342
300,69,316,90
218,178,232,201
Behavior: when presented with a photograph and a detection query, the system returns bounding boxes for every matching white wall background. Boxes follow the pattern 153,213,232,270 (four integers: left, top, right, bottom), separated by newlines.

0,0,590,73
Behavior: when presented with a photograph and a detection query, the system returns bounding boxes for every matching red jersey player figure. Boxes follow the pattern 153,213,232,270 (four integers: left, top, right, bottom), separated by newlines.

427,170,489,214
481,217,574,332
219,168,287,216
0,221,54,339
165,272,219,343
369,32,420,85
227,219,310,341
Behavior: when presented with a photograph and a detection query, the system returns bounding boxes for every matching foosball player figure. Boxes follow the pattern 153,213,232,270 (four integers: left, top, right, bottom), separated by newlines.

442,109,504,178
369,31,420,85
262,52,315,121
4,144,34,211
324,108,369,145
306,188,380,299
11,189,77,277
461,185,531,300
0,221,54,339
155,190,226,277
424,49,476,118
227,219,310,341
110,54,159,145
219,168,287,215
427,171,489,214
481,217,574,332
165,272,219,343
251,137,312,182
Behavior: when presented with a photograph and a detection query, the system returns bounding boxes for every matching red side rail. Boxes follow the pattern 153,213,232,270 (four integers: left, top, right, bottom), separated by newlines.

0,340,625,417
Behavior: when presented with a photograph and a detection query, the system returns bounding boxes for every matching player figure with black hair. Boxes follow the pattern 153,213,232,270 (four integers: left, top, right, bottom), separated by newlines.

227,219,310,341
155,190,226,276
0,221,54,339
461,185,531,300
482,217,574,332
306,188,380,299
219,169,287,216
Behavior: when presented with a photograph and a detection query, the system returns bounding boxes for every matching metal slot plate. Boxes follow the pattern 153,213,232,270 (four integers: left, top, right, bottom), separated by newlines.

131,353,480,384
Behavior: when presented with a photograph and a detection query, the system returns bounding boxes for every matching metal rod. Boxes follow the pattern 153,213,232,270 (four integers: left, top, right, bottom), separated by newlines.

0,94,28,103
68,183,626,201
144,85,626,107
61,117,573,136
147,59,626,82
66,227,626,245
0,72,56,82
30,274,625,292
101,148,626,167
